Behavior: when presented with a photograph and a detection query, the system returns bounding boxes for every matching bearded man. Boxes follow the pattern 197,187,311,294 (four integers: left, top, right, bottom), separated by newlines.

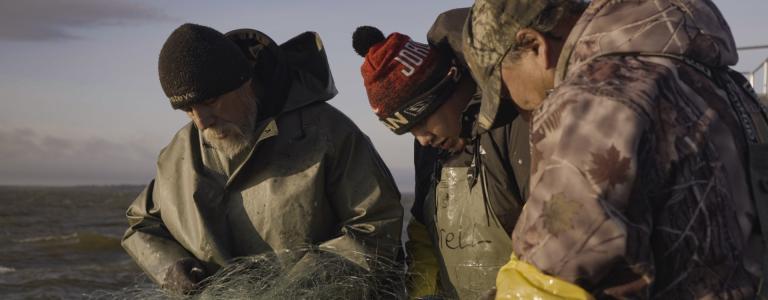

121,23,403,296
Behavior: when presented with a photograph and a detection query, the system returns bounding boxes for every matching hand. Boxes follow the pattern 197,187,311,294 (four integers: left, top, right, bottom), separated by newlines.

162,258,207,295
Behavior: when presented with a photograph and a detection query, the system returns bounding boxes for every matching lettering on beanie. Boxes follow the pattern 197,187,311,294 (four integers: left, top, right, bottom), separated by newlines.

404,100,430,116
382,112,410,131
169,91,198,106
394,41,430,76
380,99,433,130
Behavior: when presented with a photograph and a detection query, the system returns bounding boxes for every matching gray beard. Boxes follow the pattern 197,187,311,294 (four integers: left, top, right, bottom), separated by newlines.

202,107,257,160
203,125,254,160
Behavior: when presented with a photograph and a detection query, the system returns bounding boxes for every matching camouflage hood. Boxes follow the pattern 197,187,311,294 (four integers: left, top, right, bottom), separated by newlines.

555,0,739,85
501,0,764,298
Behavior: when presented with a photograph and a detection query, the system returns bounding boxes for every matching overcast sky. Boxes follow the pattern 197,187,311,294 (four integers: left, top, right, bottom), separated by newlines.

0,0,766,190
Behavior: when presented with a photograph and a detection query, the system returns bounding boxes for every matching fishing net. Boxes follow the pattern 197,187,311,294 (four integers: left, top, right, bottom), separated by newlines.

87,247,405,299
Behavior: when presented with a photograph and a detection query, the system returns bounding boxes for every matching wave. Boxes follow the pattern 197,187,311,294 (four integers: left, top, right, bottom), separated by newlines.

16,233,79,243
15,232,123,252
0,266,15,274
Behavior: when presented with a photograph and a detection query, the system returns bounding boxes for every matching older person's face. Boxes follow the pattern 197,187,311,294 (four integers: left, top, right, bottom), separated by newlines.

183,80,258,156
499,28,564,112
410,77,475,152
500,50,549,111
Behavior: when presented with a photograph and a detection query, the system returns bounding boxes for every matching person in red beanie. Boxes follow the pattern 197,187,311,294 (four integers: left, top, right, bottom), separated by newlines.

353,8,530,299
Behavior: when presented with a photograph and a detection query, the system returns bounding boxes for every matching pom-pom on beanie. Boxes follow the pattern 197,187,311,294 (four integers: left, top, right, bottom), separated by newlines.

353,26,460,134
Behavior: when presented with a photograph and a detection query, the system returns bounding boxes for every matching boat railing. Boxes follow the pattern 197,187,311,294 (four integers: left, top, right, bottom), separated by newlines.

737,45,768,103
741,59,768,96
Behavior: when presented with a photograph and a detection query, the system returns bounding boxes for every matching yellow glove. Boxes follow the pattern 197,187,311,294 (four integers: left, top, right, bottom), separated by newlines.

495,253,593,300
405,219,440,299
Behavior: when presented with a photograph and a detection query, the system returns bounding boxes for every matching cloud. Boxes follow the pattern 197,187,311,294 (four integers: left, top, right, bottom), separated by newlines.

0,0,169,41
0,128,159,185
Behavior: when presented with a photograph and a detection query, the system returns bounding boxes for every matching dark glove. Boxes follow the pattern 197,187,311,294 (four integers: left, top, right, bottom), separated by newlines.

162,257,207,295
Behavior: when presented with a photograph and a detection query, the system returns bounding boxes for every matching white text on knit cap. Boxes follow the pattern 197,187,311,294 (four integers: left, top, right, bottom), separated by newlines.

169,91,198,105
395,41,429,76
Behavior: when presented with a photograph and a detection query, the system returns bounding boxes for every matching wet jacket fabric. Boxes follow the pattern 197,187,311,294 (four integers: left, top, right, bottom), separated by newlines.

122,32,404,288
404,8,530,299
509,0,766,298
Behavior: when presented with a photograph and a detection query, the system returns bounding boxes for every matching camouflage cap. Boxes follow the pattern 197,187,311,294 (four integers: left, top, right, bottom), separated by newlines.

462,0,548,130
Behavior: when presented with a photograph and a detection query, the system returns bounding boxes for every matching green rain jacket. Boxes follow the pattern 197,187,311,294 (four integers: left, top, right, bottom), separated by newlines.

122,31,404,287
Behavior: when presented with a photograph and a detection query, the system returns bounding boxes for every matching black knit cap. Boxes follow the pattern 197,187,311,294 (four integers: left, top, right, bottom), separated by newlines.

159,23,252,109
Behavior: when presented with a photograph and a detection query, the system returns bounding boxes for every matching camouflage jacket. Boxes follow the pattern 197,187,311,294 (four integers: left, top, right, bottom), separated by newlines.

511,0,764,298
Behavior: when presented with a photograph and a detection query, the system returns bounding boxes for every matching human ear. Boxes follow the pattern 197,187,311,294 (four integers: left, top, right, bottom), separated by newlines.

515,29,551,69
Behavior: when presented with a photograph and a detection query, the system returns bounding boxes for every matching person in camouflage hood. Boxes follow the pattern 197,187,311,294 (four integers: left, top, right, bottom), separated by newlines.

464,0,768,298
122,24,403,296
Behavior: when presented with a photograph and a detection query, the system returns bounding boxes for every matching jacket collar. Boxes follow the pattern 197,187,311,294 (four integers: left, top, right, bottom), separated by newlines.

192,118,279,191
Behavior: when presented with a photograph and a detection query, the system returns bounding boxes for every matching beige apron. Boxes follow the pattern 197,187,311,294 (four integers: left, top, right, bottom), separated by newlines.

426,148,512,299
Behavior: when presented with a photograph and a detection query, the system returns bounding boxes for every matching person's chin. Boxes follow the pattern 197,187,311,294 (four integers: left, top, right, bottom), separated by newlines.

210,137,251,158
204,128,232,140
448,141,465,152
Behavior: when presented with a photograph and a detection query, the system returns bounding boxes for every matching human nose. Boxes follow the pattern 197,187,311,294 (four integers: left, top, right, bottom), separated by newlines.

415,135,434,146
411,127,434,146
189,105,215,130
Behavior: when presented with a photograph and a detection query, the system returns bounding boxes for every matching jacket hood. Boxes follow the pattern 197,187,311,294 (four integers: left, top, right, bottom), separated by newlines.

428,7,519,134
226,30,338,118
279,31,338,113
556,0,738,85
